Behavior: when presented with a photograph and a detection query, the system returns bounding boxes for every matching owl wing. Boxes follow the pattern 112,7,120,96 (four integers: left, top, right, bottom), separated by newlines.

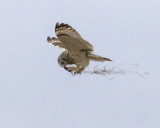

55,22,93,51
47,37,66,49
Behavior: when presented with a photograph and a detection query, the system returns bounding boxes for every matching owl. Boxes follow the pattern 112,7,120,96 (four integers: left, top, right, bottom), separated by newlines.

47,22,112,75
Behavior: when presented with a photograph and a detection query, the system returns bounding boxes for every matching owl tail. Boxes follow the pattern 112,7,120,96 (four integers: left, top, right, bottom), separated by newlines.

87,53,112,61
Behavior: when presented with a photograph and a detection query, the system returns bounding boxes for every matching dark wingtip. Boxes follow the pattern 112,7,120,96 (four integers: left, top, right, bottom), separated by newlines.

47,36,51,42
56,22,59,26
55,22,59,30
56,22,71,29
61,23,65,27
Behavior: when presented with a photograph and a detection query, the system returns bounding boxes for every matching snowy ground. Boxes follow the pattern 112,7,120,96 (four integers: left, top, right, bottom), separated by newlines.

0,0,160,128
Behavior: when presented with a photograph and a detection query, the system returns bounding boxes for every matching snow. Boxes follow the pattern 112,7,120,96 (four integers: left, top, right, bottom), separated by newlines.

0,0,160,128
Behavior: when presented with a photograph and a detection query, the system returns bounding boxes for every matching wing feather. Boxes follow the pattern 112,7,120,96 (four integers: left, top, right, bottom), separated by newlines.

47,37,66,49
55,22,93,51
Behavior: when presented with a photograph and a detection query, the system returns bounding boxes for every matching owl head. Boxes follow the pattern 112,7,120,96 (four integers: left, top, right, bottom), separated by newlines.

58,58,68,67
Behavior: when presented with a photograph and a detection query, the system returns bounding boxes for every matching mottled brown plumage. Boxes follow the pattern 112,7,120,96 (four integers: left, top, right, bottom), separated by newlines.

47,22,112,74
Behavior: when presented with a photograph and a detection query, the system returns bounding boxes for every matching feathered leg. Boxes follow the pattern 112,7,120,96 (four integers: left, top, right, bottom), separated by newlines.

64,66,85,75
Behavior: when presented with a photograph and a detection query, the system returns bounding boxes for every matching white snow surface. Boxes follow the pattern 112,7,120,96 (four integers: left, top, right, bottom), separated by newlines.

0,0,160,128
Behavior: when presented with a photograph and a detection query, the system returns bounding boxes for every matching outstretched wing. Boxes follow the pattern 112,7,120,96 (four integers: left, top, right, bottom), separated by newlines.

55,22,93,51
47,37,66,49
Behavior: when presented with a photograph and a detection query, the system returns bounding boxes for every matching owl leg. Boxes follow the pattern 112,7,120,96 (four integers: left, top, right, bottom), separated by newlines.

74,67,85,75
64,67,80,73
64,66,85,75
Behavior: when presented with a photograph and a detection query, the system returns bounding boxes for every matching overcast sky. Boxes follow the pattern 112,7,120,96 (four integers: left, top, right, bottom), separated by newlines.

0,0,160,128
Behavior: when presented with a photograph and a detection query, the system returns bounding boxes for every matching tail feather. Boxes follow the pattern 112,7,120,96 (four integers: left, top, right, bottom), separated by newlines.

87,53,112,61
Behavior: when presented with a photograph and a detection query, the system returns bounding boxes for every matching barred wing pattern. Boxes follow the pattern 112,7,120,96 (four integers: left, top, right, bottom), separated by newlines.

55,23,82,40
47,22,112,75
55,22,93,51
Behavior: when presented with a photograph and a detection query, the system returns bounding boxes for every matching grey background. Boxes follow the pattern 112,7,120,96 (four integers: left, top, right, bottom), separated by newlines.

0,0,160,128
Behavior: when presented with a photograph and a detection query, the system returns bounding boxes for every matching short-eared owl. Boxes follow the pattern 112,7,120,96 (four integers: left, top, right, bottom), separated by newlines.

47,22,112,74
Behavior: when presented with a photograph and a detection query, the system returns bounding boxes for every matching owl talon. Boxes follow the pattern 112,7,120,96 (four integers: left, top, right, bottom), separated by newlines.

64,66,68,70
74,71,81,75
64,67,73,73
67,69,72,73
